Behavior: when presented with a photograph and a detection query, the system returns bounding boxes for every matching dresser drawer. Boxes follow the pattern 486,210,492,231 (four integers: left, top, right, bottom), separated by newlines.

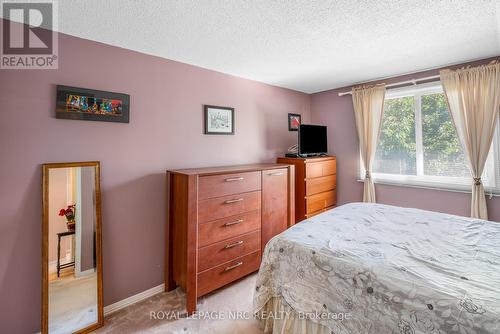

198,230,261,272
305,205,335,219
198,171,261,200
197,251,261,296
322,160,337,176
306,190,336,214
305,174,336,196
305,160,336,179
198,210,261,247
198,191,261,222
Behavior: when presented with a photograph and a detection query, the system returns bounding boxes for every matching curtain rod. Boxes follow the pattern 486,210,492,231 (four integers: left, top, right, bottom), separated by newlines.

337,74,441,96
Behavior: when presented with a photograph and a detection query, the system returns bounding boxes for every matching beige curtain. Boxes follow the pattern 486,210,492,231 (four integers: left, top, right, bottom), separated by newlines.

440,62,500,220
352,84,386,202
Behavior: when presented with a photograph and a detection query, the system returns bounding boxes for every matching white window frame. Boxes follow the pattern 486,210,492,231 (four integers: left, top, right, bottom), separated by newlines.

360,82,500,194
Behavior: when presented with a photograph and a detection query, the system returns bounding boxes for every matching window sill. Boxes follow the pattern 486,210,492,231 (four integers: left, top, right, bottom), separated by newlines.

356,178,500,198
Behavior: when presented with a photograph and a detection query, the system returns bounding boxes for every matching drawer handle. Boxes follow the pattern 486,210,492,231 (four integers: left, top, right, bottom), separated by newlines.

224,261,243,271
225,177,244,182
268,172,284,176
224,198,243,204
224,240,244,249
224,219,243,227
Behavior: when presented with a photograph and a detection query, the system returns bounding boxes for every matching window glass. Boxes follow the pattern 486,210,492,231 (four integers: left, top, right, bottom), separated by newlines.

366,82,499,192
421,93,469,177
373,96,416,175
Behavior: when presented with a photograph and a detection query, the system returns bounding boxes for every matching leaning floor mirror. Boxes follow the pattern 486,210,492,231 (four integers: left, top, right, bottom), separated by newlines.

42,162,103,333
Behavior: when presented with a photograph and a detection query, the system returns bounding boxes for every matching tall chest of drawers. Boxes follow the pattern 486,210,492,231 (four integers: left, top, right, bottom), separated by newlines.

277,156,336,223
166,164,295,313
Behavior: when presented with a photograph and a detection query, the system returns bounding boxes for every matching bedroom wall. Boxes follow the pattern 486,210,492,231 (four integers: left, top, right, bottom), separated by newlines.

0,20,310,333
48,168,72,263
310,56,500,221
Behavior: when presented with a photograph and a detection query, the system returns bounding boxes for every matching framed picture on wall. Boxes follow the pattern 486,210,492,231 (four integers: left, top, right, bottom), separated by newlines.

288,113,301,131
204,105,235,135
56,85,130,123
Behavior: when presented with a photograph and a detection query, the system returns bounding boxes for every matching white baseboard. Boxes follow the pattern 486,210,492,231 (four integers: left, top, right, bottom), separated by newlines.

48,252,72,275
49,260,57,274
104,283,165,316
75,268,95,278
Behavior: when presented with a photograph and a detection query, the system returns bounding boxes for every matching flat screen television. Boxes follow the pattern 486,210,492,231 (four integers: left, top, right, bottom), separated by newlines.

298,124,328,156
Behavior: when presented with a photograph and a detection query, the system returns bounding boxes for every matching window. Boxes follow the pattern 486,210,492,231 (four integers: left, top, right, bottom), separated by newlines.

361,82,500,193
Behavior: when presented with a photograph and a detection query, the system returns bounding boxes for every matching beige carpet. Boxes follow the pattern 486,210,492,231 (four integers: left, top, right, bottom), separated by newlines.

49,272,98,334
96,274,263,334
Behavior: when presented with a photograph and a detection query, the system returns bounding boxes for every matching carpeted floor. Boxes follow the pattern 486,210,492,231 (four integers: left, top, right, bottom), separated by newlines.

49,272,98,334
95,274,263,334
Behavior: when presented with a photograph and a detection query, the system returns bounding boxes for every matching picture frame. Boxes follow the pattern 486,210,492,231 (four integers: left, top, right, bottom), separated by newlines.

56,85,130,123
204,105,235,135
288,113,301,131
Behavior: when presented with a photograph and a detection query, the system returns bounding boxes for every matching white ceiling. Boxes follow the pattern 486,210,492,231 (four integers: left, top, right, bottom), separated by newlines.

7,1,500,93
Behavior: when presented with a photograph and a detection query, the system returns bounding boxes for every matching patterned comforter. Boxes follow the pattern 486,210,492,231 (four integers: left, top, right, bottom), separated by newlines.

254,203,500,334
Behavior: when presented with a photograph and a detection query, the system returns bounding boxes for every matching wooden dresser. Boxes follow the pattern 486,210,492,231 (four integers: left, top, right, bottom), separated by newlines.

166,164,295,313
277,156,336,223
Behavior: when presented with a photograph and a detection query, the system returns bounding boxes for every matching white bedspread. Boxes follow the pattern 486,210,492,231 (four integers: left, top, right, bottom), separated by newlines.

253,203,500,334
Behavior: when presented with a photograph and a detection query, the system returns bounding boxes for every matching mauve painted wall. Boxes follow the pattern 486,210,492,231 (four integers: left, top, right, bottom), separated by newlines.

310,56,500,221
0,28,310,333
48,168,72,263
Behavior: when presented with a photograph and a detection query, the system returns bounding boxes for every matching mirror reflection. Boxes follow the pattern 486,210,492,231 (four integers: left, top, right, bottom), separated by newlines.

44,164,102,333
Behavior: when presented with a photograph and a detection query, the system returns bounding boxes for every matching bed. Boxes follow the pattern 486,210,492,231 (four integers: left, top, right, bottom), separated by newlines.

253,203,500,334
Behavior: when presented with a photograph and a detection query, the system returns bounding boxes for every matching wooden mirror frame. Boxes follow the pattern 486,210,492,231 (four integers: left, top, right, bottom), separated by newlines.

42,161,103,333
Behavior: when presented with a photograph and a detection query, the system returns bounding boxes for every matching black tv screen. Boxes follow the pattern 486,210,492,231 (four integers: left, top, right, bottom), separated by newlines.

299,124,328,155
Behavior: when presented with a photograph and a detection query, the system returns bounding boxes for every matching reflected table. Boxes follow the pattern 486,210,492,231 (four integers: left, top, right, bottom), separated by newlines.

56,231,75,277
